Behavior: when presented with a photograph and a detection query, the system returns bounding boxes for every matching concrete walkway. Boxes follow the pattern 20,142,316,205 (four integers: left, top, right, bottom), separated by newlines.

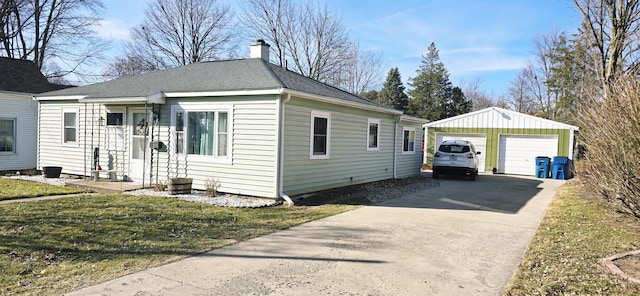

65,174,564,295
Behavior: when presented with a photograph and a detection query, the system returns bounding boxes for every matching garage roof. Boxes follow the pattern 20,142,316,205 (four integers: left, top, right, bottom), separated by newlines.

423,107,579,131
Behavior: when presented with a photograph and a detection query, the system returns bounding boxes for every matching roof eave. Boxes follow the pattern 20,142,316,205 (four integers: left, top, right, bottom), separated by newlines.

283,88,402,115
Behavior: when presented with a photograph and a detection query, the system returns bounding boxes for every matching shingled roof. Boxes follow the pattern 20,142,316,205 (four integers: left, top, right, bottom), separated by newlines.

37,58,392,112
0,57,69,93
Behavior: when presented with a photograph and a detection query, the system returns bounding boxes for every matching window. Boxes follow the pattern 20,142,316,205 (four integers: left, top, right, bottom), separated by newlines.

367,119,380,151
175,111,185,154
0,118,15,152
106,113,123,126
310,111,330,159
172,107,230,159
403,127,415,154
62,110,78,144
105,112,125,151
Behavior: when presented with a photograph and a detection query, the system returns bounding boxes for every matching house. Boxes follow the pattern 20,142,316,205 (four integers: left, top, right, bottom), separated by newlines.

34,40,426,201
0,58,67,171
422,107,579,176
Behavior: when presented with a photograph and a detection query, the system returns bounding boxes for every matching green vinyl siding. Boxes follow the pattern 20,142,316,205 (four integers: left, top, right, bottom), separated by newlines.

161,96,279,197
283,97,419,195
426,127,572,171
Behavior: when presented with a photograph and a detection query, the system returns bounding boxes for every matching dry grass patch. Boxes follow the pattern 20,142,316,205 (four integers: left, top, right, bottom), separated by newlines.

0,194,357,295
0,178,83,201
503,181,640,295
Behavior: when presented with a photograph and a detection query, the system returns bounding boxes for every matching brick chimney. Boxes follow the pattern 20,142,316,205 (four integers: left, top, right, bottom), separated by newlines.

250,39,270,61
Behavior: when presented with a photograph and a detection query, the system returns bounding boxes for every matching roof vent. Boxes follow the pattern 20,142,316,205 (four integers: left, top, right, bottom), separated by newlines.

250,39,270,61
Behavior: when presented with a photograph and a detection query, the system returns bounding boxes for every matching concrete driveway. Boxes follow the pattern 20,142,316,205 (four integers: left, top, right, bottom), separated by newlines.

65,174,565,295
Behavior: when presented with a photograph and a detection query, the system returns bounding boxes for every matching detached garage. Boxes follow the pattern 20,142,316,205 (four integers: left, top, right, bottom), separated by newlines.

423,107,579,176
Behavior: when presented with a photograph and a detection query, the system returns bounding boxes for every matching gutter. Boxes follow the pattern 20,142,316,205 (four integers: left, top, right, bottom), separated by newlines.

277,91,294,206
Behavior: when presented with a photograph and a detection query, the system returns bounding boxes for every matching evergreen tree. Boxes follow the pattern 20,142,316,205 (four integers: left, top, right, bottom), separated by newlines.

446,86,472,117
361,90,380,102
378,67,409,111
406,42,453,120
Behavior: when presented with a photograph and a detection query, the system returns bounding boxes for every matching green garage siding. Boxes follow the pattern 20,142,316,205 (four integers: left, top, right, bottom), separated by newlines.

423,107,579,175
425,127,572,171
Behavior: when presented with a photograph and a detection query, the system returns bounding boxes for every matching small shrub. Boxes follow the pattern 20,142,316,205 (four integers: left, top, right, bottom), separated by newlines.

153,182,166,192
205,177,221,197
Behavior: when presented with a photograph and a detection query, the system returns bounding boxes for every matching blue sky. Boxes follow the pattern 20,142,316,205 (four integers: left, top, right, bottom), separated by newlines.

96,0,581,97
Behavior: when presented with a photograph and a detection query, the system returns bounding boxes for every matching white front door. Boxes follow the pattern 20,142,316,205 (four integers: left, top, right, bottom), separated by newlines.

129,110,151,182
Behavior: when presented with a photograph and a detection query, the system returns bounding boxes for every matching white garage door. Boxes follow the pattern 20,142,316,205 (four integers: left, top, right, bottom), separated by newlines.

498,135,558,175
435,133,486,173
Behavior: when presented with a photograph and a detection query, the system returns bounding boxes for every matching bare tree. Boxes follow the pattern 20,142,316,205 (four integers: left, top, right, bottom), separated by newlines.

122,0,238,71
580,75,640,218
459,77,495,111
574,0,640,93
241,0,383,92
328,43,385,95
239,0,293,67
0,0,107,81
102,55,159,79
506,66,539,113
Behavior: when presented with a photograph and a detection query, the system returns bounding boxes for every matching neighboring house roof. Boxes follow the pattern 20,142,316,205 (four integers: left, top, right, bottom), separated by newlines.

36,58,396,113
0,57,69,93
423,107,579,130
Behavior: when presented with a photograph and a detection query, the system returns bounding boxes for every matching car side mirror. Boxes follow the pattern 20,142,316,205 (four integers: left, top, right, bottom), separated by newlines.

476,151,481,155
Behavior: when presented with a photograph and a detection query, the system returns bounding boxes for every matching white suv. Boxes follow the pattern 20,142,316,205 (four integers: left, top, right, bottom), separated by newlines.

433,140,481,181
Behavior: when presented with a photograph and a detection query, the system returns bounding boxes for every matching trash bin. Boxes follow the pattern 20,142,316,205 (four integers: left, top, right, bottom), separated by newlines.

552,156,570,180
535,157,551,178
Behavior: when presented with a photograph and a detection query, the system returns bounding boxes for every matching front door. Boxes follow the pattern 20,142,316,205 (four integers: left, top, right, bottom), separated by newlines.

129,110,151,182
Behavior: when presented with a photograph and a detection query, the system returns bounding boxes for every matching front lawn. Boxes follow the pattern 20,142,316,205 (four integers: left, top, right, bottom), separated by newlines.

0,178,83,201
503,181,640,295
0,194,357,295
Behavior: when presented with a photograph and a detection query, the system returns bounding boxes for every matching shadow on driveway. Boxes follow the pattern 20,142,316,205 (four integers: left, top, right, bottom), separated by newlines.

378,173,545,214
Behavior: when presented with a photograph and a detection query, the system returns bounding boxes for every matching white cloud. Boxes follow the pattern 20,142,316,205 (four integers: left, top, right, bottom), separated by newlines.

95,19,131,41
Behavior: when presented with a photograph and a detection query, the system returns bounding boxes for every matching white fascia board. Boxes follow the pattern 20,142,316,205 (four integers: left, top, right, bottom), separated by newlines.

75,92,166,104
33,95,86,101
163,88,284,98
283,88,402,115
78,97,153,103
400,115,429,124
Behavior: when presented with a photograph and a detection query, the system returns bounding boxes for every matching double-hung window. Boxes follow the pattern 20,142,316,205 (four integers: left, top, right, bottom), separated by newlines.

402,127,415,154
172,106,230,160
367,118,380,151
310,111,330,159
62,110,78,145
0,118,15,152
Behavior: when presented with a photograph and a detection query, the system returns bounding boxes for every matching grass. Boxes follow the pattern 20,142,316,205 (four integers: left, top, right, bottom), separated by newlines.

503,180,640,295
0,192,357,295
0,178,83,201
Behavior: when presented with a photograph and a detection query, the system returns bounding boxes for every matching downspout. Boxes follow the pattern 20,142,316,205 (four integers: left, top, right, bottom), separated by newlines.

423,126,428,169
393,116,400,179
83,103,87,178
278,92,294,206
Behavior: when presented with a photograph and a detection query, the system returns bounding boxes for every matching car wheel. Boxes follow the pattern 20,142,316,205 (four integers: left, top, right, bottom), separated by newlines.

433,169,440,179
470,170,476,181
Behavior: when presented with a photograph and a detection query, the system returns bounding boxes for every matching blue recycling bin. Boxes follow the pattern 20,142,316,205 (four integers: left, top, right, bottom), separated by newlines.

552,156,570,180
535,157,551,178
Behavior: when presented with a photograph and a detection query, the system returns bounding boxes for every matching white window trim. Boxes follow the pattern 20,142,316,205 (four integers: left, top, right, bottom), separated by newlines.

402,126,416,155
367,118,381,151
61,108,79,147
0,117,16,154
170,104,233,164
309,110,331,159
